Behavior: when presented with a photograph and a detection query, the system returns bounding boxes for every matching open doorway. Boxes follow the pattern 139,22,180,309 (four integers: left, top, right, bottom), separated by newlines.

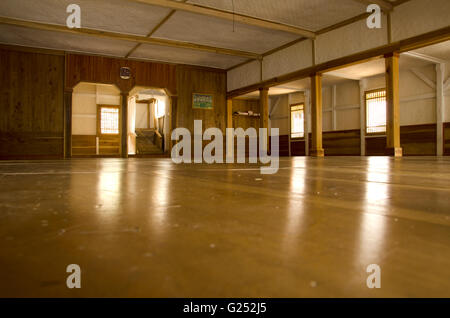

128,87,169,156
71,82,121,157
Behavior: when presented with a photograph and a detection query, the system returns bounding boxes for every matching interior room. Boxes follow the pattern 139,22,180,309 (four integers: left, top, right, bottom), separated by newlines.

0,0,449,300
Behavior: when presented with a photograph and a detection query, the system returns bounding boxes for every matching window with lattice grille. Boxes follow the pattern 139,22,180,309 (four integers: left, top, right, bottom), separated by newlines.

290,103,305,139
99,106,119,135
366,89,386,134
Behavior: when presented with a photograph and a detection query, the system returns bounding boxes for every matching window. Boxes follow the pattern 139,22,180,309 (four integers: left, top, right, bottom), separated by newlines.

155,99,166,119
366,89,386,134
290,103,305,139
98,106,119,135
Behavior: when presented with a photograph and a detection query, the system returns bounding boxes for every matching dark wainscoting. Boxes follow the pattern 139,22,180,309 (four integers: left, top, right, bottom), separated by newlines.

323,129,361,156
291,139,306,156
280,124,438,157
366,124,437,156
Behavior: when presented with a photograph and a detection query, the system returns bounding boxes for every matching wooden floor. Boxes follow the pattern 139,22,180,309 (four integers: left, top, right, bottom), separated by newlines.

0,157,449,297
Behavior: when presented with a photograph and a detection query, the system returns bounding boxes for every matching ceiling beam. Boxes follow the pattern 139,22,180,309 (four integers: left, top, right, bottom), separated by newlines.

351,0,394,12
125,0,188,58
125,10,176,58
403,51,447,64
0,17,261,60
127,0,316,38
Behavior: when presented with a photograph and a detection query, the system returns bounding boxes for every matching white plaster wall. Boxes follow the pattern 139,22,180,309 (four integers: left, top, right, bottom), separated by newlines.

391,0,450,42
315,16,388,65
269,95,290,136
323,111,332,132
227,60,261,92
263,40,313,80
364,64,437,126
269,92,305,136
135,103,149,129
72,94,97,135
72,83,120,135
290,92,305,105
335,81,360,131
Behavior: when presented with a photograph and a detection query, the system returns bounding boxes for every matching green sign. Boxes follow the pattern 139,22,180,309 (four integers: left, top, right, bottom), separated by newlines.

193,93,214,110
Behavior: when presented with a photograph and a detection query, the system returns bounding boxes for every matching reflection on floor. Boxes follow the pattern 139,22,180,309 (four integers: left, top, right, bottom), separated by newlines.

0,157,449,297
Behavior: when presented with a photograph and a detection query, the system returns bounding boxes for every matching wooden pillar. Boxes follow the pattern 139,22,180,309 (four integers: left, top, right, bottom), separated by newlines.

169,95,178,153
385,53,402,157
227,98,233,129
64,88,73,159
359,79,366,156
310,74,324,157
226,98,233,161
436,63,444,156
331,85,337,131
305,89,311,156
121,92,129,158
259,87,269,152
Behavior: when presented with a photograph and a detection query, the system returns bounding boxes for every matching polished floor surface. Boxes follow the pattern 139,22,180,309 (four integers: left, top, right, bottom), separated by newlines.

0,157,449,297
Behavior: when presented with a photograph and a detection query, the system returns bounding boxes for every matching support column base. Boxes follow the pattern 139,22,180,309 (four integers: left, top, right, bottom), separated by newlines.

385,147,403,157
310,149,325,157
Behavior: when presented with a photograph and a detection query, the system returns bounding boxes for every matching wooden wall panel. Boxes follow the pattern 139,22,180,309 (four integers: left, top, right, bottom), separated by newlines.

175,66,227,133
444,123,450,156
366,136,387,156
65,54,177,94
279,135,290,157
72,135,120,157
0,48,64,159
400,124,436,156
291,140,306,156
72,135,96,156
323,129,361,156
288,130,360,157
99,136,120,155
366,124,437,156
232,99,260,131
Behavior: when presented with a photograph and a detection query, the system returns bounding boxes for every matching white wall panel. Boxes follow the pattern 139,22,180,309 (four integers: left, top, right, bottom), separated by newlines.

316,17,388,65
262,40,313,80
392,0,450,42
227,60,261,92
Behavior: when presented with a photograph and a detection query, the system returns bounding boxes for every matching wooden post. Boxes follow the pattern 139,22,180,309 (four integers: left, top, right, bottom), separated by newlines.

436,63,444,156
310,74,324,157
359,79,366,156
64,88,73,159
227,98,233,129
169,95,177,153
226,98,233,161
259,87,269,152
121,92,129,158
385,53,402,157
331,85,337,131
305,89,311,156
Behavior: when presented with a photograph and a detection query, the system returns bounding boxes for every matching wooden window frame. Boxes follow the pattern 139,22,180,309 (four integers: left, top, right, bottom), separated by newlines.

290,102,305,140
97,105,120,137
365,88,387,136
